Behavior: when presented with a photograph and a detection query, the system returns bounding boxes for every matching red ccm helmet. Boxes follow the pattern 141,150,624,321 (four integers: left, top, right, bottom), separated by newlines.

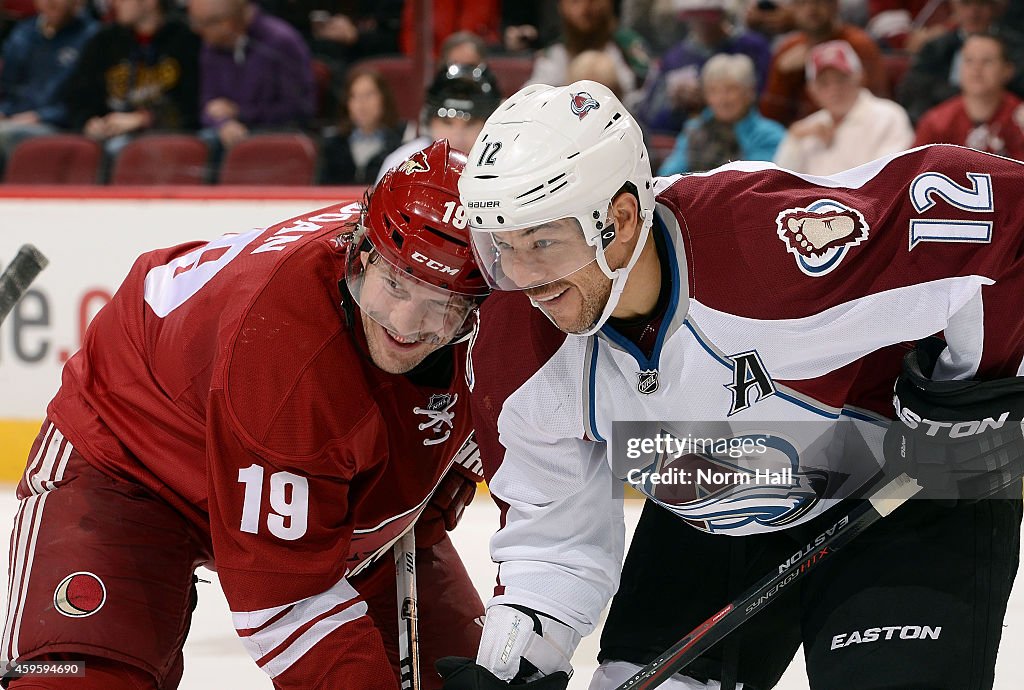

346,140,488,345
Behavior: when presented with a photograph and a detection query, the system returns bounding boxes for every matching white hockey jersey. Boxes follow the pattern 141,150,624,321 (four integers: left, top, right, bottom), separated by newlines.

467,145,1024,636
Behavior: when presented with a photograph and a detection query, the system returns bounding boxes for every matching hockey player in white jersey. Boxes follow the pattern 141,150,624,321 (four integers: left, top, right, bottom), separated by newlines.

436,80,1024,690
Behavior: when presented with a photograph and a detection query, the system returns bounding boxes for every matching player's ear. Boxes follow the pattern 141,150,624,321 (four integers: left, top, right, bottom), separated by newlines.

609,190,641,245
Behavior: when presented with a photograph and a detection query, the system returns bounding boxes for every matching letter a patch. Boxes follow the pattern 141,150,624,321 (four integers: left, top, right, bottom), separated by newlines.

725,350,775,415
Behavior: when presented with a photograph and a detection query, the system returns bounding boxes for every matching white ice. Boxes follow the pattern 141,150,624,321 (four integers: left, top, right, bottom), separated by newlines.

1,491,1021,689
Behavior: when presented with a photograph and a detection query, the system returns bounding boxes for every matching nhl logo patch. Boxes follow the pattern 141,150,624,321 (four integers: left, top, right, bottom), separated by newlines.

637,369,659,395
570,91,601,120
426,393,452,411
415,393,457,446
776,199,869,277
54,571,106,618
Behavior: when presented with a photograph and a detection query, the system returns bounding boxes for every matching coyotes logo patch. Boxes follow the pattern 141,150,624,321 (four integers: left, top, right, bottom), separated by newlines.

398,150,430,175
776,199,869,277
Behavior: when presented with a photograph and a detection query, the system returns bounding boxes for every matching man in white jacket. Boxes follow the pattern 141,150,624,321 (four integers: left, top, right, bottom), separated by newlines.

774,40,914,175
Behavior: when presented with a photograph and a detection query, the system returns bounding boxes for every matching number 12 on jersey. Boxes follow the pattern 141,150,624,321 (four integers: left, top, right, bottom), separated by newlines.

908,172,994,250
237,464,309,540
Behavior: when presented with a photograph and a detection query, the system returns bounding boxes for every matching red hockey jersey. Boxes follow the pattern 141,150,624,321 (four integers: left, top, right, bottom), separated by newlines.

47,202,478,688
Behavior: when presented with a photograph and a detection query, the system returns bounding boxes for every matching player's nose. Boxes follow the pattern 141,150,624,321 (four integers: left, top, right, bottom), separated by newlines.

388,300,426,335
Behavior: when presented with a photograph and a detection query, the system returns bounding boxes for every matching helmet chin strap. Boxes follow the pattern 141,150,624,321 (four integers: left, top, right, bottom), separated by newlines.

577,209,653,336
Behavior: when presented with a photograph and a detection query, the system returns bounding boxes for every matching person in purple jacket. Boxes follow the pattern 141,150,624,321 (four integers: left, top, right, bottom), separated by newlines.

635,0,771,135
189,0,314,153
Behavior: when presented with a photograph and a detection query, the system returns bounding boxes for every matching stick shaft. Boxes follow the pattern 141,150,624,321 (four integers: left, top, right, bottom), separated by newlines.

0,245,49,326
395,530,421,690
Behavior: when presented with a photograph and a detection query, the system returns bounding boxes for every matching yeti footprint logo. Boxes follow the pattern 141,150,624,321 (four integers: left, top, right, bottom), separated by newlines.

776,200,869,277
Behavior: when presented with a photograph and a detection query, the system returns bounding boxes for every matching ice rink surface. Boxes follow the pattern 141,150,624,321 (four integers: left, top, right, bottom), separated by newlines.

2,490,1022,689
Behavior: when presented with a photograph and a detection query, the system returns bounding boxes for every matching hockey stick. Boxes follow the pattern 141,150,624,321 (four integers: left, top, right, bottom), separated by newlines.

0,245,48,327
615,472,922,690
395,530,422,690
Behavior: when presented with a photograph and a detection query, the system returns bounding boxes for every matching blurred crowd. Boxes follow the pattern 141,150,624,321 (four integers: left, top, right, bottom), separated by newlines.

0,0,1020,185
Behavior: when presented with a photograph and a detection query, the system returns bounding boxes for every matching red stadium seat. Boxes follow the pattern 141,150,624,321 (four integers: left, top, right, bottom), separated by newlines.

352,56,421,123
110,134,209,185
648,133,677,173
3,135,102,184
2,0,37,20
311,58,335,121
218,133,318,186
488,55,534,98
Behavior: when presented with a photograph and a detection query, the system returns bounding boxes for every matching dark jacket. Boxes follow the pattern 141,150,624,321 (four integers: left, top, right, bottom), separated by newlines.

320,125,403,185
65,19,200,130
899,26,1024,124
0,12,99,126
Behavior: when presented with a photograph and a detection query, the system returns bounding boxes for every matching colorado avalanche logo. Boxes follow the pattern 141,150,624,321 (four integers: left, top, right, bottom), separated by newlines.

54,572,106,618
776,200,869,277
398,150,430,175
570,91,601,120
631,434,829,534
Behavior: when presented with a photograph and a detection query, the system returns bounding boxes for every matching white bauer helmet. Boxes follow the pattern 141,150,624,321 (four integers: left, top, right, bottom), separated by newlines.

460,79,655,335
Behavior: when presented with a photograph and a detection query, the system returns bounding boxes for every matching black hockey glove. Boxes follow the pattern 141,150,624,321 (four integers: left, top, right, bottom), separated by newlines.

436,657,570,690
883,338,1024,502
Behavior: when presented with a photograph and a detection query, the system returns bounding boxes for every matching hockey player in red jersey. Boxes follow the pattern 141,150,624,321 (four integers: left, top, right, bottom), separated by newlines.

438,81,1024,690
1,140,489,690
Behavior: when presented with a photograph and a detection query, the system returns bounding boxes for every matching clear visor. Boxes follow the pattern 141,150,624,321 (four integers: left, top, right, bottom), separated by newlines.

469,216,603,291
346,244,479,344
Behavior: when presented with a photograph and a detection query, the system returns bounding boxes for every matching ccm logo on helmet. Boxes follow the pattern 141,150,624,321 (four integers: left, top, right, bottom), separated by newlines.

412,251,460,276
894,399,1010,438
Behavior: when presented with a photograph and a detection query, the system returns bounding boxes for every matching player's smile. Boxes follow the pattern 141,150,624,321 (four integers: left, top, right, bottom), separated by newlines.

530,286,569,304
360,312,442,374
380,324,428,351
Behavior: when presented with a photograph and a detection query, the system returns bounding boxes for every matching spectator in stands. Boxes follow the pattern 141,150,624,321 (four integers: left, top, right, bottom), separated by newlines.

744,0,796,41
568,49,625,98
526,0,651,105
441,31,488,67
659,53,785,175
0,0,98,161
621,0,690,54
377,63,501,181
260,0,401,71
321,67,403,185
65,0,199,153
760,0,888,127
636,0,771,134
774,40,914,174
501,0,560,53
898,0,1024,123
865,0,952,53
399,0,500,58
914,32,1024,159
190,0,313,153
